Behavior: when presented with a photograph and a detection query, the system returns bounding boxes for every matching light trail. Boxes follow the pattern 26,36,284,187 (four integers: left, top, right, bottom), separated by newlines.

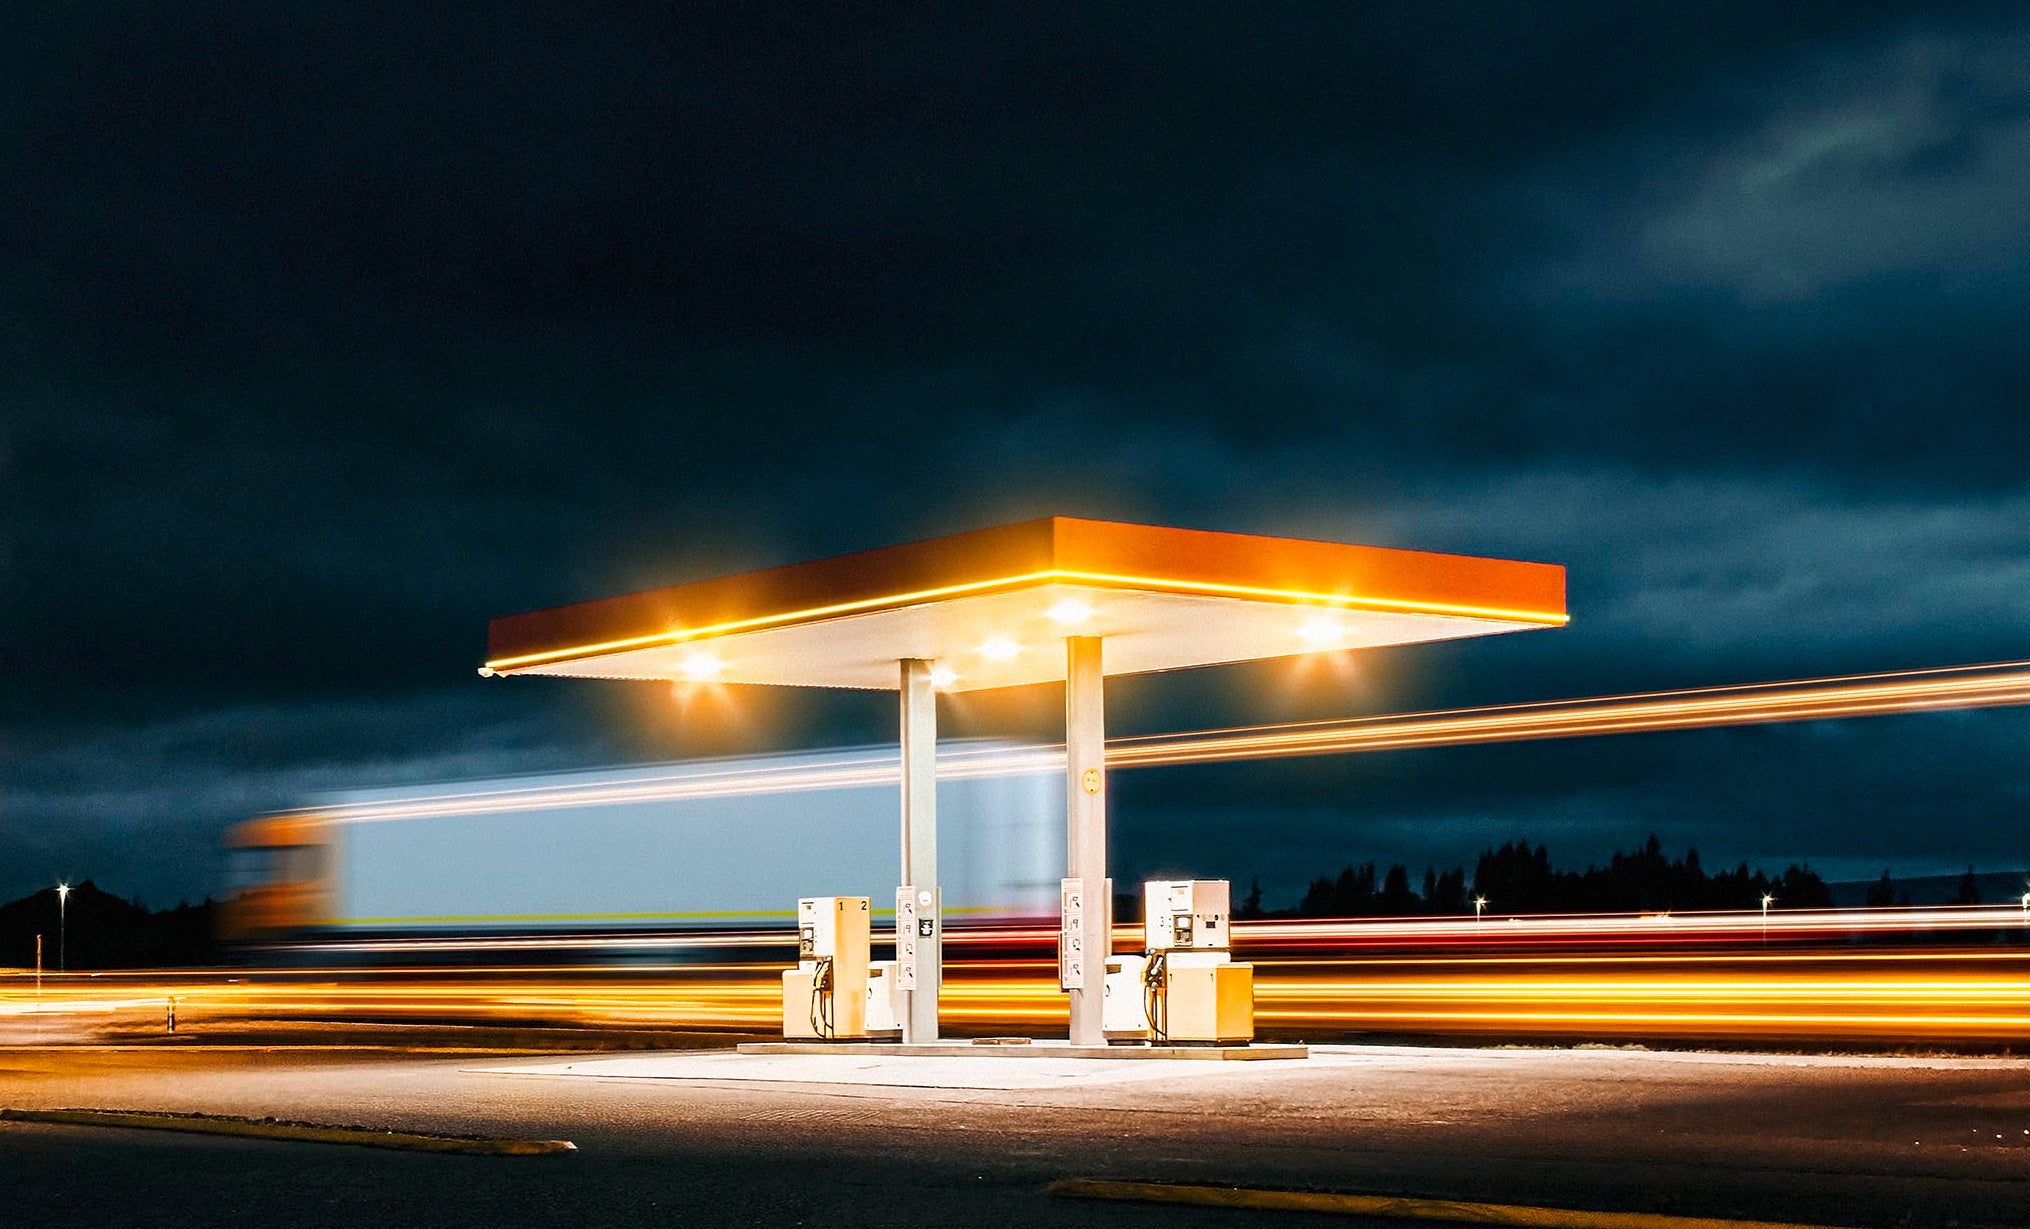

250,902,2030,958
171,663,2030,1042
1239,903,2030,944
1111,657,2030,767
288,659,2030,825
294,743,1063,824
8,961,2029,1042
10,909,2030,1045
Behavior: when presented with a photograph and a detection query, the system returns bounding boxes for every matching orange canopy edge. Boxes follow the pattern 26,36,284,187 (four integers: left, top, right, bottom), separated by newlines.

483,516,1566,692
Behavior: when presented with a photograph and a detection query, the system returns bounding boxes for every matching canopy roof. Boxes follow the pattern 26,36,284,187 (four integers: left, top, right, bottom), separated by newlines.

483,517,1566,692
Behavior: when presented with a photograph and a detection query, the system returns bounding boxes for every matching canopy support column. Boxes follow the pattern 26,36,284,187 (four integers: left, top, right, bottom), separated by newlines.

899,657,940,1043
1065,635,1109,1046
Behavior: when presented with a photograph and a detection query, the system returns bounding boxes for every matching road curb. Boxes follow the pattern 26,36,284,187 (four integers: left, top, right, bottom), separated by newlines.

1046,1178,1845,1229
0,1108,575,1156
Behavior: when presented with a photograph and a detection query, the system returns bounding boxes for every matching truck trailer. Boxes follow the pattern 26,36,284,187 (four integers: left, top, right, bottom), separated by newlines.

222,741,1065,950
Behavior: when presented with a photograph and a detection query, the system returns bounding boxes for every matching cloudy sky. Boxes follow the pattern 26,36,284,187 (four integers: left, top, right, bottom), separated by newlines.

4,3,2028,907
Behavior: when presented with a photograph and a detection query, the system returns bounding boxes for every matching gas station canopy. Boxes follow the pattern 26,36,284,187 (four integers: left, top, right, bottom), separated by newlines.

483,516,1566,691
484,514,1566,1048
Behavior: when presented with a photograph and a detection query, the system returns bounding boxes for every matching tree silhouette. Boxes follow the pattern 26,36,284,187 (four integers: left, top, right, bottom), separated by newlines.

1275,838,1837,918
1378,864,1420,915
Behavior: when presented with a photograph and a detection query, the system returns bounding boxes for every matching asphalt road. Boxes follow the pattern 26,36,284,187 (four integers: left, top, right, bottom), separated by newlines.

3,1041,2029,1228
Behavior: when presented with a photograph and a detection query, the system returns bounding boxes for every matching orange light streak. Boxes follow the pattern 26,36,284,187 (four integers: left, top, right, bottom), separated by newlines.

298,660,2030,825
1111,658,2030,767
11,910,2030,1044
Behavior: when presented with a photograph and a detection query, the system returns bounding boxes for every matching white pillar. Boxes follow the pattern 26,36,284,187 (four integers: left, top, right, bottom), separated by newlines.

1064,636,1108,1046
899,658,940,1043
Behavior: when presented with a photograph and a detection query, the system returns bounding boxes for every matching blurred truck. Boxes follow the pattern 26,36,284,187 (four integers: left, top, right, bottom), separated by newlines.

221,741,1063,950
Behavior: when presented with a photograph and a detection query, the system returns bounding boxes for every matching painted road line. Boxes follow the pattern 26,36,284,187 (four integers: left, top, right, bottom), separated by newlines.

1047,1179,1844,1229
0,1108,575,1156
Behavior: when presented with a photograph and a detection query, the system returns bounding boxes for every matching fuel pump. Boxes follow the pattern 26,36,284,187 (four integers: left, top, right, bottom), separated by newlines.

782,896,871,1040
1104,879,1253,1044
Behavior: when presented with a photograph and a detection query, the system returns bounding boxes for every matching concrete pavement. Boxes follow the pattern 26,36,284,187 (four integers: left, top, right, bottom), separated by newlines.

3,1042,2029,1227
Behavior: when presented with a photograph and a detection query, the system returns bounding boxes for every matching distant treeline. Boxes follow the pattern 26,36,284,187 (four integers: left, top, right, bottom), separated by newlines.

1243,836,1842,919
1860,866,1991,909
0,882,216,969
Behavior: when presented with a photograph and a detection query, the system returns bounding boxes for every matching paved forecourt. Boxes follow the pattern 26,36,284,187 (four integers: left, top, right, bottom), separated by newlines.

5,1042,2030,1228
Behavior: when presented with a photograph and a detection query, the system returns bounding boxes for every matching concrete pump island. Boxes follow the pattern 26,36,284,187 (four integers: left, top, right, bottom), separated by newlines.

480,516,1567,1058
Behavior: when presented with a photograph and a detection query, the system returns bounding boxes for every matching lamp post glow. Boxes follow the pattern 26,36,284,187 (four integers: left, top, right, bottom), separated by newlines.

1473,896,1487,931
2020,891,2028,924
56,882,70,973
1760,892,1774,944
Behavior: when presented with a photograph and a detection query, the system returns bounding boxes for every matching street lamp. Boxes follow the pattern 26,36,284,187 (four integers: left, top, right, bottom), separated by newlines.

56,882,70,973
2019,891,2028,924
1760,892,1774,944
1473,896,1487,930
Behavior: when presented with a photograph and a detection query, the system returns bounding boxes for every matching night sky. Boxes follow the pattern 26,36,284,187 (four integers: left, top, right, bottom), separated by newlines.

5,3,2028,907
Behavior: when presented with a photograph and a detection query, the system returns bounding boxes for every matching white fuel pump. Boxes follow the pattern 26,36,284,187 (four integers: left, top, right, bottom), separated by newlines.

864,960,904,1038
782,896,871,1040
1104,879,1253,1044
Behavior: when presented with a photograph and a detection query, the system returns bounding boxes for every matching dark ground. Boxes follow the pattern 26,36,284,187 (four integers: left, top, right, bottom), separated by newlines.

2,1042,2029,1228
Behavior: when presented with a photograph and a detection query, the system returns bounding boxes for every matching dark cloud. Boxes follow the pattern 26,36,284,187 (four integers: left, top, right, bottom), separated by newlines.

5,3,2029,903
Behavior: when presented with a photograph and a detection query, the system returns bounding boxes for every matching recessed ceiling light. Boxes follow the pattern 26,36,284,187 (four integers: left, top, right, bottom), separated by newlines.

679,652,723,681
1297,615,1343,649
1045,598,1094,626
978,636,1021,661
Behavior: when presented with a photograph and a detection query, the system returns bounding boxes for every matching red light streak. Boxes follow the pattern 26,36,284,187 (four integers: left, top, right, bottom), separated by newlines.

12,907,2030,1045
